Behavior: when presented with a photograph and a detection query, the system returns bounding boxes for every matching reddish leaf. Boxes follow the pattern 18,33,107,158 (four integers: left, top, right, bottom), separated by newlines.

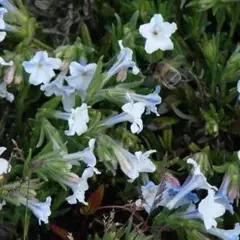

49,223,70,240
80,185,104,215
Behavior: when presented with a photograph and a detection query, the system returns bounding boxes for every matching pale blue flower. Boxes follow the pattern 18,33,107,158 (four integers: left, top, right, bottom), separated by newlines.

63,139,97,167
0,82,14,102
198,189,226,230
215,174,234,214
139,173,198,213
0,0,18,13
128,86,162,116
19,196,52,225
65,61,97,98
166,158,217,209
112,143,156,182
22,51,61,86
207,223,240,240
105,40,139,80
101,101,145,134
0,146,11,175
237,80,240,101
40,70,75,112
62,167,100,205
0,8,7,41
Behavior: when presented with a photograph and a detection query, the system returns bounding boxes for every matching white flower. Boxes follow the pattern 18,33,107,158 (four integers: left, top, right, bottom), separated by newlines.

65,62,97,94
41,70,75,112
128,86,162,116
207,223,240,240
140,181,159,213
0,8,7,42
0,82,14,102
166,158,217,209
0,147,11,175
198,189,226,230
139,173,199,213
105,40,139,80
64,167,100,205
139,14,177,54
64,103,90,136
20,196,52,225
0,200,6,210
0,56,13,66
113,146,156,182
22,51,61,86
100,101,146,134
63,139,97,167
122,102,145,134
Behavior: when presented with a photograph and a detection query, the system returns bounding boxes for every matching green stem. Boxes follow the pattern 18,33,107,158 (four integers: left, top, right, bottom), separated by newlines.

32,38,54,52
23,177,30,240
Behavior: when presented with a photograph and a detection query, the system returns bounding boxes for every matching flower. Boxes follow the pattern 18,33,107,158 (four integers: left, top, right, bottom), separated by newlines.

0,0,18,13
139,14,177,54
122,101,145,133
63,139,97,167
63,167,100,205
113,144,156,181
215,174,234,214
65,62,97,95
62,103,90,136
127,86,162,116
19,196,52,225
0,8,7,41
0,82,14,102
41,70,75,112
166,158,217,209
140,181,159,213
0,200,6,210
0,147,11,175
101,101,145,134
105,40,139,80
0,56,13,66
22,51,61,86
237,80,240,101
139,173,199,213
207,223,240,240
198,189,226,230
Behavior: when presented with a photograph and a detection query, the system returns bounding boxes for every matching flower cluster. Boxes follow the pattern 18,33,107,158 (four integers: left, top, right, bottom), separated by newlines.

0,3,239,240
136,158,240,239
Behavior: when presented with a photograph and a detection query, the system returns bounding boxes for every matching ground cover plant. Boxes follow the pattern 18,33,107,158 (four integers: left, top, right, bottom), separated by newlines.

0,0,240,239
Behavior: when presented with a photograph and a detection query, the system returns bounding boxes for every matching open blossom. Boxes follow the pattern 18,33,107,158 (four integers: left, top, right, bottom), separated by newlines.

139,173,198,213
112,143,156,181
215,174,234,214
139,14,177,54
0,200,6,210
198,189,226,230
0,82,14,102
63,139,97,167
105,40,139,80
0,147,11,175
22,51,61,86
207,223,240,240
166,158,217,209
65,104,90,136
0,8,7,42
41,70,75,112
55,103,90,136
19,196,52,225
65,61,97,95
101,101,145,134
62,167,100,205
127,86,162,116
